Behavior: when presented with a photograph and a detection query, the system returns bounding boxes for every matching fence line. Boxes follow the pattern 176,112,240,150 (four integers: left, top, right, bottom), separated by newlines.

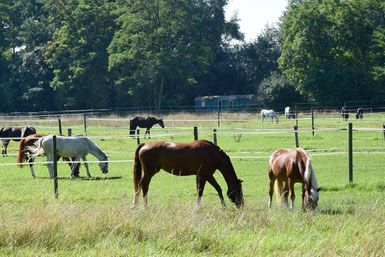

0,125,384,141
2,150,385,168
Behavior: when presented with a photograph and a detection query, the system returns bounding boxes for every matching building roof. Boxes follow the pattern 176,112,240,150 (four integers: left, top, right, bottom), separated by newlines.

195,94,255,101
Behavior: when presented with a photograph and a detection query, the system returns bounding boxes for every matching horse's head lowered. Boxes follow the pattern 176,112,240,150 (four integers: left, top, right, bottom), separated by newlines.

99,156,109,174
158,118,164,128
304,186,321,210
227,179,244,208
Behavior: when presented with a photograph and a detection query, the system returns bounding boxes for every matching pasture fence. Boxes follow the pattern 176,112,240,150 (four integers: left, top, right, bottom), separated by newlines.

2,115,385,198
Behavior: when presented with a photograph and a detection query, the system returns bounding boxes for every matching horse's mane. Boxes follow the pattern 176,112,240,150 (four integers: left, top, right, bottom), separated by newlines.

295,148,319,191
202,140,234,169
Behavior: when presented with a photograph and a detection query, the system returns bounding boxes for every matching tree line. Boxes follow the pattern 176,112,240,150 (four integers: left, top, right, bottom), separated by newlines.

0,0,384,112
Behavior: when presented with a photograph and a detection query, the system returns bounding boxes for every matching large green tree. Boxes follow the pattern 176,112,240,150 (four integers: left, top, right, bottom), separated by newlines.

45,0,116,109
108,0,241,109
280,0,385,106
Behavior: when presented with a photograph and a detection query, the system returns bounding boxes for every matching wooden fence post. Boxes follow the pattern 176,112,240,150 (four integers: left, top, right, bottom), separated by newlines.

213,129,217,145
382,124,385,148
311,108,315,136
68,128,72,136
58,118,62,135
194,126,198,141
83,112,87,133
348,123,353,183
218,111,221,127
294,125,299,148
53,135,58,199
136,129,140,145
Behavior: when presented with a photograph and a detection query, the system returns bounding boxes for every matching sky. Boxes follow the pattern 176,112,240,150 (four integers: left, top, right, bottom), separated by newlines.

225,0,288,42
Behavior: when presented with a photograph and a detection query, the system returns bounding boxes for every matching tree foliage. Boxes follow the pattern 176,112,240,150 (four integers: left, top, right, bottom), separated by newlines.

280,0,385,105
1,0,385,112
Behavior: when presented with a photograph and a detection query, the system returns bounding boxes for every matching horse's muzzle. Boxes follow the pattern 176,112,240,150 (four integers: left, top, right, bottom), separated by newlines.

102,167,108,174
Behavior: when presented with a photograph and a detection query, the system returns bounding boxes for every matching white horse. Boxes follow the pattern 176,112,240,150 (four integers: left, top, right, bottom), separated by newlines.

27,135,108,179
261,109,279,124
285,107,290,118
284,107,296,119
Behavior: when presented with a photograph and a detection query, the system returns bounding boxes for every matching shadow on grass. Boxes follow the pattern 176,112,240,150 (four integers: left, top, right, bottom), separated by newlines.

36,176,123,181
319,208,355,215
321,182,385,192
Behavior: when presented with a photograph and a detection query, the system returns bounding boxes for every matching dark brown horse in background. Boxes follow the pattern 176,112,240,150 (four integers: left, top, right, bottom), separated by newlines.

130,116,164,139
17,134,80,178
268,148,320,210
133,140,244,208
0,126,36,156
356,107,363,119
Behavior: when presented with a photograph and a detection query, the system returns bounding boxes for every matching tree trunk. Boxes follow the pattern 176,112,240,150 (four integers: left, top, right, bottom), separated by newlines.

155,73,165,110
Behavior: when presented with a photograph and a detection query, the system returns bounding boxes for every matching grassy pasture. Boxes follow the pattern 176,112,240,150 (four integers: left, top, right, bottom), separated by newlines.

0,112,384,256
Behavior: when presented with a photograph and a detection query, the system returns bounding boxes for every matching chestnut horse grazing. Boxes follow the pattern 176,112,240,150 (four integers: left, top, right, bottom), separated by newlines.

129,116,164,139
268,148,320,210
133,140,244,208
17,134,80,178
0,126,36,156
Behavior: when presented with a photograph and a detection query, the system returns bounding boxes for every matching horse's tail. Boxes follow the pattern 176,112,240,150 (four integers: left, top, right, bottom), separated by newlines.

26,137,45,159
274,180,287,206
129,120,136,136
133,143,145,194
17,138,27,168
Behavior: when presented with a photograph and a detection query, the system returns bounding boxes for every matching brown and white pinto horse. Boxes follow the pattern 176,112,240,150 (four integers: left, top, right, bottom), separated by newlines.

133,140,244,208
17,134,80,178
268,148,320,210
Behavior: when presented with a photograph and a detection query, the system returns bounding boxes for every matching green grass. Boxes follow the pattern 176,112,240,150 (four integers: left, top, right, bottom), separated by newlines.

0,112,384,256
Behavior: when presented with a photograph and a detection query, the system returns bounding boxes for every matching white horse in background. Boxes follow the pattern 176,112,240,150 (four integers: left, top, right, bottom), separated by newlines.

261,109,279,124
285,107,290,118
27,135,108,179
285,107,296,119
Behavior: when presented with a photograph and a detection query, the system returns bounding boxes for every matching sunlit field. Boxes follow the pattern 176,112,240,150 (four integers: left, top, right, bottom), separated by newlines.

0,111,384,256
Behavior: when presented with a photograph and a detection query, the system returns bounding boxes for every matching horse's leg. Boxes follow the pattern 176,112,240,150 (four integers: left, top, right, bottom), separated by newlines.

288,179,295,209
72,157,80,177
206,175,225,207
47,154,54,178
283,182,289,207
147,128,151,139
140,172,154,207
64,156,80,177
28,156,36,178
196,174,207,207
82,156,92,178
268,177,275,208
302,183,305,210
1,140,9,156
130,124,135,138
69,156,81,179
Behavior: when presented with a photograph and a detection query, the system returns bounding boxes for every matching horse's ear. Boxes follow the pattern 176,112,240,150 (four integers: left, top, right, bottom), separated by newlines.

238,179,243,183
317,187,322,192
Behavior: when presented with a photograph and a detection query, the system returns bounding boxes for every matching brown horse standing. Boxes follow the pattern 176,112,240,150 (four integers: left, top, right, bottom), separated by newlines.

133,140,244,208
0,126,36,156
129,116,164,139
17,134,80,178
268,148,320,210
